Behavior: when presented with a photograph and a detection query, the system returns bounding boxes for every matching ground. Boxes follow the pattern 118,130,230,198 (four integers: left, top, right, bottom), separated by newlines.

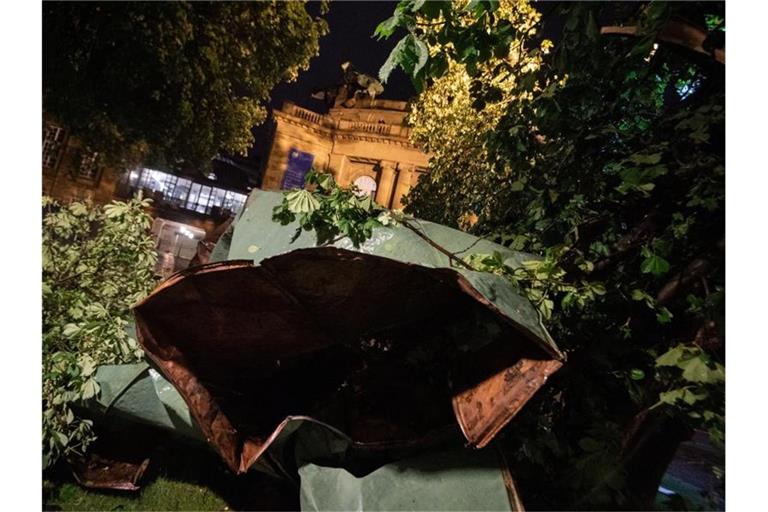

44,477,229,511
43,431,298,512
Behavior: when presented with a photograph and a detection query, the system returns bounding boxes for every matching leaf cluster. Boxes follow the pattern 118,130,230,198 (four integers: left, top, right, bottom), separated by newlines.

272,171,391,247
375,0,724,507
43,2,328,171
42,195,158,468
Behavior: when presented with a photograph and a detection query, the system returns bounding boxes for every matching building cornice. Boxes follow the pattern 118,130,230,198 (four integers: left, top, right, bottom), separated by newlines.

273,109,424,151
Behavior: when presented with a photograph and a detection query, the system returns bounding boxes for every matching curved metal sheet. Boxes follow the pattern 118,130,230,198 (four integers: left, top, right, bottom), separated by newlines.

133,247,562,474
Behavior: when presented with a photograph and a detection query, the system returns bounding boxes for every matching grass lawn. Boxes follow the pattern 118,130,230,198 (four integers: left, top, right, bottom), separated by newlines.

43,426,298,511
44,477,230,511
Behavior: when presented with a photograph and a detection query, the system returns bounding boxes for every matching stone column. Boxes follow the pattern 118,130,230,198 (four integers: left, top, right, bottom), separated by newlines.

375,161,397,207
392,164,416,209
328,153,347,186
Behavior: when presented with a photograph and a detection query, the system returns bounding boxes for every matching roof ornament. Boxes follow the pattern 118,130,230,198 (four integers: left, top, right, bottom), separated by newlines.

311,61,385,108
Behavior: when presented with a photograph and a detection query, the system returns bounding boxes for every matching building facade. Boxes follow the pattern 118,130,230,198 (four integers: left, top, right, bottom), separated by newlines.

42,117,250,276
261,97,430,209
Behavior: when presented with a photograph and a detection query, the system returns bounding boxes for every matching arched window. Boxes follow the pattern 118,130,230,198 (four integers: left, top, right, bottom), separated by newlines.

353,175,377,197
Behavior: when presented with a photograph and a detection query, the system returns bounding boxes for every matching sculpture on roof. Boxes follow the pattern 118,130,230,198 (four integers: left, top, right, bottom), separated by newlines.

311,61,385,108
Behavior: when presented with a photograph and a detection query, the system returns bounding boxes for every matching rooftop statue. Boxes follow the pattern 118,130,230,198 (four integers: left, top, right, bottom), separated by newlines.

311,61,385,108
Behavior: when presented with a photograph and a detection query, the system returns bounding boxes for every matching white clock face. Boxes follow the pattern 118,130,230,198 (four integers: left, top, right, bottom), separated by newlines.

353,175,377,197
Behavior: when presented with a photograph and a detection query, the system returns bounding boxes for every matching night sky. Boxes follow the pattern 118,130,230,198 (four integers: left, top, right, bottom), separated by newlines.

249,1,415,163
271,1,415,111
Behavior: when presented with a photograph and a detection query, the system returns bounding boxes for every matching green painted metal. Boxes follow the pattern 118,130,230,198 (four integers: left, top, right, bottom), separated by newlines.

82,188,564,509
89,366,517,510
299,449,515,511
213,189,561,359
90,363,203,441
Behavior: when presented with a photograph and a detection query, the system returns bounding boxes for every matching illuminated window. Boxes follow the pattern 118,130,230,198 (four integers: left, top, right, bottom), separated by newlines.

43,123,66,168
169,177,192,206
196,186,213,214
127,167,246,216
222,190,246,213
185,183,202,210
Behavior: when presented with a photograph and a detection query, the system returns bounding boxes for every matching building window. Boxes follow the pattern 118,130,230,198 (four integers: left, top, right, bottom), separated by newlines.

127,168,246,216
168,177,192,207
43,123,66,169
75,151,101,181
222,190,246,213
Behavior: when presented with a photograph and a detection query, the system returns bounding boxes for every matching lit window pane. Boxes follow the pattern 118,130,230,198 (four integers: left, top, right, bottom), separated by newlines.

128,169,142,188
138,169,155,190
186,183,202,210
170,178,192,206
196,186,212,213
210,188,226,208
232,193,246,212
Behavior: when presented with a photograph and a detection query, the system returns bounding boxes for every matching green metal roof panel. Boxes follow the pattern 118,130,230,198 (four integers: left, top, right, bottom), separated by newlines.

213,189,561,358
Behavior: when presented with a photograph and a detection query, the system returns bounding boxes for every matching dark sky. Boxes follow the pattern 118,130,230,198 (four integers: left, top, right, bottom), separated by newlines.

270,1,415,111
248,1,414,163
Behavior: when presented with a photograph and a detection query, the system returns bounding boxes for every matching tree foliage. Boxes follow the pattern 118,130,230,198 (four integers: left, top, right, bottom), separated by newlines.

43,2,328,171
375,0,724,508
43,196,158,469
272,170,397,247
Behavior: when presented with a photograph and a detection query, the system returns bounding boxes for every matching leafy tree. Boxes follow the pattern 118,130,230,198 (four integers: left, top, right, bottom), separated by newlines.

43,196,158,468
43,2,328,171
373,1,724,508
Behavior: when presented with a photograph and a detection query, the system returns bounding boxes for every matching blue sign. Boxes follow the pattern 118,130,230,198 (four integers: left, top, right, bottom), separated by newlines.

281,148,315,189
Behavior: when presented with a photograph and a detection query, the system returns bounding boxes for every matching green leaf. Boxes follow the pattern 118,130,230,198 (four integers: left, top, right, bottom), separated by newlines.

315,172,337,192
374,15,402,40
629,369,645,380
655,345,684,367
656,306,673,324
62,324,81,338
103,203,127,218
79,356,96,377
80,379,100,400
637,182,655,192
680,357,724,384
413,37,430,77
70,202,88,216
285,189,321,214
379,35,409,83
419,0,450,19
55,431,69,447
659,387,707,406
629,152,662,165
640,253,670,276
590,282,606,295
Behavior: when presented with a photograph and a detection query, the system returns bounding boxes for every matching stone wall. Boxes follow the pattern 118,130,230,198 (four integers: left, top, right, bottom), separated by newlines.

261,100,430,209
42,127,125,206
42,119,228,239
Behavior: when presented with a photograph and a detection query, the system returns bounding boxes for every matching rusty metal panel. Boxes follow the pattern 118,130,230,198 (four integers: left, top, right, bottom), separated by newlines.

133,248,564,475
453,358,563,449
69,451,150,491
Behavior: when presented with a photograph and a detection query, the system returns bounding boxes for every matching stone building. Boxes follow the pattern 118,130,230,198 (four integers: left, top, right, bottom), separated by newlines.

42,117,251,276
261,96,429,209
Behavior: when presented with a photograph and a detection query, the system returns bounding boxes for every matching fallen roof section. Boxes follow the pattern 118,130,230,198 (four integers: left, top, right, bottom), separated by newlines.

132,189,564,475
